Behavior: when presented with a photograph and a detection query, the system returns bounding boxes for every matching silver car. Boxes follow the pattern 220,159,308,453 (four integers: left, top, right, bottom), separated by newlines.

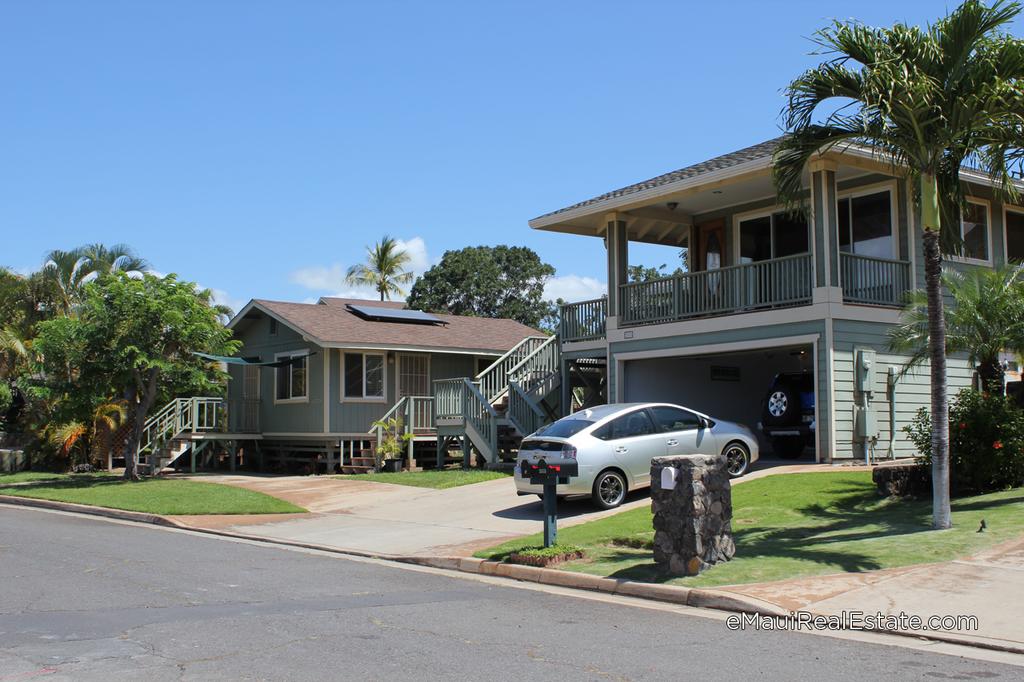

513,403,759,509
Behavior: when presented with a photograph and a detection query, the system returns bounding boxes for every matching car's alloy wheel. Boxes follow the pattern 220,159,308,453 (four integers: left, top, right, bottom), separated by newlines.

724,443,750,477
592,470,627,509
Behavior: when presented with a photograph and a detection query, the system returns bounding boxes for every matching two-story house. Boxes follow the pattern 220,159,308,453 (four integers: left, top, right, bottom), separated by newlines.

537,138,1024,462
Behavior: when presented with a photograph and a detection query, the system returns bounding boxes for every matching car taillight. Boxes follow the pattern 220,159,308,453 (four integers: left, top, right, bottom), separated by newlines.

561,443,577,459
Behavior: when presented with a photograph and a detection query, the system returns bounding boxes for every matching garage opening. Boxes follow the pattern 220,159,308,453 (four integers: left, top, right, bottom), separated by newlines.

621,343,817,460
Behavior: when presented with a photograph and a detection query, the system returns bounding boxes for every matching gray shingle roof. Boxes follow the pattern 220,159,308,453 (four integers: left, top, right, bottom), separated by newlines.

532,137,783,222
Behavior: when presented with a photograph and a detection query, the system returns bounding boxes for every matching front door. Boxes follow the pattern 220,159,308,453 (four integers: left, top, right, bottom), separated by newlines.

241,365,260,432
397,354,430,397
696,219,725,296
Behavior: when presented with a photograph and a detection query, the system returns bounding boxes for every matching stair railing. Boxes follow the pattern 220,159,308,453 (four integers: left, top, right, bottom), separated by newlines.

462,378,499,460
507,335,559,394
137,397,224,464
476,336,549,403
507,380,546,438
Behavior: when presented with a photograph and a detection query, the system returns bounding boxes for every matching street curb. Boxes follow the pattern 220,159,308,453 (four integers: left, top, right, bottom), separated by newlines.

401,554,788,617
3,495,1022,656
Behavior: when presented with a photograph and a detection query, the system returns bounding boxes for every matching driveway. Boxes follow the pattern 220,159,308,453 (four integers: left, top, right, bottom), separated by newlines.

175,461,850,557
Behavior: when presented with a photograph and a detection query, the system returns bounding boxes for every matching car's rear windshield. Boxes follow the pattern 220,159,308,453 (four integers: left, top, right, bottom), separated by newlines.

533,419,595,439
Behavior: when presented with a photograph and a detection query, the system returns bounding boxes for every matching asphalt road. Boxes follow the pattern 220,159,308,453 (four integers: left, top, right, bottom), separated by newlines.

0,507,1020,681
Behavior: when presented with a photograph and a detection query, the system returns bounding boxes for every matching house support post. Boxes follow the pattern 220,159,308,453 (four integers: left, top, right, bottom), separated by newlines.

405,398,417,471
325,445,336,474
461,437,471,469
605,213,629,319
229,441,237,472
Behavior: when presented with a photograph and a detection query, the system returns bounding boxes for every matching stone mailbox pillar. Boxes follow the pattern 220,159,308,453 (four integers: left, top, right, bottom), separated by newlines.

650,454,735,576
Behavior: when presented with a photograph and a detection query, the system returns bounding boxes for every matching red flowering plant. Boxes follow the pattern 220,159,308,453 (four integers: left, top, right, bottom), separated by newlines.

905,389,1024,495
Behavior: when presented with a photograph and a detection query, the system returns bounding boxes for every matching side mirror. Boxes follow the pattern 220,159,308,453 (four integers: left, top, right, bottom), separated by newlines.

699,417,709,429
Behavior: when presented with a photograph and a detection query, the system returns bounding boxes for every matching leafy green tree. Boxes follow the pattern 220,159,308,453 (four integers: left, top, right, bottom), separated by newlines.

891,264,1024,394
773,0,1024,529
34,273,238,480
345,235,414,301
627,263,686,282
408,245,555,328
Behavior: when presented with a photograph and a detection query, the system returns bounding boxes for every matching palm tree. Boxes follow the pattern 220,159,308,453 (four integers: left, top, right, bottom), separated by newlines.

891,264,1024,394
345,235,414,301
773,0,1024,529
79,243,149,275
40,248,90,316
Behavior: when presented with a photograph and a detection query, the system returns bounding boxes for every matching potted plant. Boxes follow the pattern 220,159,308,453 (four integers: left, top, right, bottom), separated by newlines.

370,416,413,473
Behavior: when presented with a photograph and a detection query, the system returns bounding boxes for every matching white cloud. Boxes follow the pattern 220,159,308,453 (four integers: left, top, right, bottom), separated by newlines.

543,274,606,303
290,236,433,301
207,287,246,315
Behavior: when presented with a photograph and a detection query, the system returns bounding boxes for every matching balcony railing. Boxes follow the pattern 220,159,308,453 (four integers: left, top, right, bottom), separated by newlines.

559,297,607,342
840,252,911,307
619,253,814,326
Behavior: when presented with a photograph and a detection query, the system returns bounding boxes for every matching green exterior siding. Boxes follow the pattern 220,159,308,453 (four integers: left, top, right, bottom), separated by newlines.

229,309,495,437
830,319,974,460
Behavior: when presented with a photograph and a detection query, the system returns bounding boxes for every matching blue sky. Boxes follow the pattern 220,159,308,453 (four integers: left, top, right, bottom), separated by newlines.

4,1,1014,312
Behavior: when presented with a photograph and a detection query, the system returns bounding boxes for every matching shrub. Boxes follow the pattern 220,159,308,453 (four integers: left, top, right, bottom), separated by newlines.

0,383,11,428
507,544,585,567
904,389,1024,494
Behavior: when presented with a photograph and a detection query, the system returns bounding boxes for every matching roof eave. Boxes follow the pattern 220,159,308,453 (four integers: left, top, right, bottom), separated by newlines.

528,155,774,232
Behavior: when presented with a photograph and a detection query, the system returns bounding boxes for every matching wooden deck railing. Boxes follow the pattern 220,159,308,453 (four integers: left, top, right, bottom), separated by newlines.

559,297,607,342
619,253,814,326
840,252,911,307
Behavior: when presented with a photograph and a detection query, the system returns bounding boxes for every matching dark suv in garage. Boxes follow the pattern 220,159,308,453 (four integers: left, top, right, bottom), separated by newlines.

760,371,814,459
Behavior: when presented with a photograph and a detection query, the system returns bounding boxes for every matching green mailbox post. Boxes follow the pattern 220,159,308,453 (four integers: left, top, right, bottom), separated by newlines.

520,457,579,547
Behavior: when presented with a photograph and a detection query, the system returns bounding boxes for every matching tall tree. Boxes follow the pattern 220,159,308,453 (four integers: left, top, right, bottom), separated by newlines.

773,0,1024,529
891,264,1024,395
79,243,149,275
34,273,238,480
345,235,414,301
41,249,90,316
408,246,555,328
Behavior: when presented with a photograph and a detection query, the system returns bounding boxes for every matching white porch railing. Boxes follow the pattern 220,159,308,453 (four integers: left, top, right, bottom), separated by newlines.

137,396,224,463
619,253,814,326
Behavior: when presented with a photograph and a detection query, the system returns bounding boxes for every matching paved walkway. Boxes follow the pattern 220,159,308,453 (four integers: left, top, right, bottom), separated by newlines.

720,535,1024,651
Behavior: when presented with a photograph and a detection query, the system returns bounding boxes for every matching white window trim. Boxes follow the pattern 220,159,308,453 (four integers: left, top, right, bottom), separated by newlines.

835,180,899,260
948,197,993,266
341,351,387,403
273,350,310,404
731,205,812,264
1002,204,1024,264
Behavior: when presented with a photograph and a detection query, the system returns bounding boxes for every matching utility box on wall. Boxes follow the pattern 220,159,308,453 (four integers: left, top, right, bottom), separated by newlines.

855,348,877,396
853,348,879,441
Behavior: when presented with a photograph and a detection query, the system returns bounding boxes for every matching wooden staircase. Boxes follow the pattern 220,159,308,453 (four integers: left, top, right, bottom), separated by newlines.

136,397,225,474
339,446,377,475
434,335,561,466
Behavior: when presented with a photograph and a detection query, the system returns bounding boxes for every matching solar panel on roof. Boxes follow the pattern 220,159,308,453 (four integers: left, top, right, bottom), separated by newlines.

347,304,444,325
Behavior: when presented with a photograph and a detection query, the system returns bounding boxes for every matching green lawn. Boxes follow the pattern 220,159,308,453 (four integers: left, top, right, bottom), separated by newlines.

476,472,1024,588
0,475,306,515
336,468,510,489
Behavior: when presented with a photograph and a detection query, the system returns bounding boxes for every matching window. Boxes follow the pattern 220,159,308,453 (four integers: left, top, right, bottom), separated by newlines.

1007,209,1024,262
837,190,894,258
595,410,657,440
960,201,990,262
343,352,385,400
738,211,809,263
274,352,308,401
535,419,595,439
269,318,278,335
649,406,702,433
